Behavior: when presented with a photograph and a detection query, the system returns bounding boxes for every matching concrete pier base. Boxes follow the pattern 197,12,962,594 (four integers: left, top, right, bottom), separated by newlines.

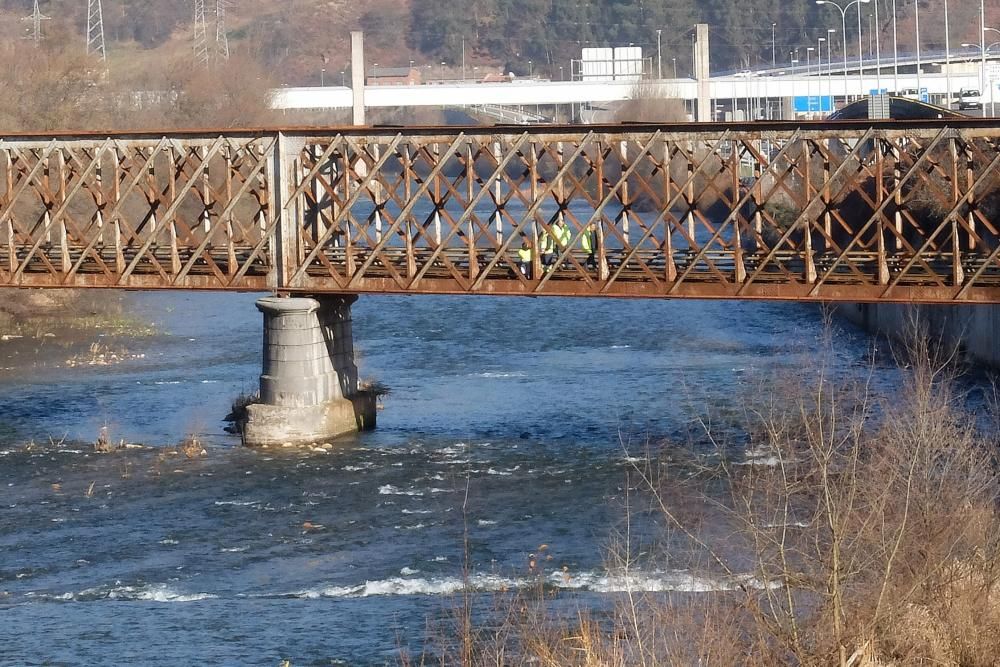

243,295,376,446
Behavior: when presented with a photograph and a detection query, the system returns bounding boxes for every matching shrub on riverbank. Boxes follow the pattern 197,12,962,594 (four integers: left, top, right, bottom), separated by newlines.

0,289,144,337
440,333,1000,666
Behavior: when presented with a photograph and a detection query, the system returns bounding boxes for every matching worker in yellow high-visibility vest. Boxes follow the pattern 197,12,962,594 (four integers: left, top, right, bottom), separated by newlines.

540,224,556,270
581,222,597,269
546,219,571,271
517,234,534,279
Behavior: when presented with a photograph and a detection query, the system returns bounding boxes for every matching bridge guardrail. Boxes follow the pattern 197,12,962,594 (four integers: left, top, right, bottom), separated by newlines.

3,121,1000,303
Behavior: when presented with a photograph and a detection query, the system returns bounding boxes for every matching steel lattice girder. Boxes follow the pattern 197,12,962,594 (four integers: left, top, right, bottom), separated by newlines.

3,120,1000,303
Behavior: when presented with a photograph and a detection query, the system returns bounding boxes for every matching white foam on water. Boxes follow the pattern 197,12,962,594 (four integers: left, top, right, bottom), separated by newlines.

290,569,777,600
159,539,179,545
735,456,780,467
378,484,424,496
133,584,218,602
477,520,498,526
610,344,631,349
221,546,249,553
295,573,516,599
744,446,775,459
395,523,427,530
473,371,527,379
401,509,433,515
48,583,217,603
762,521,811,529
400,567,420,576
486,468,512,476
213,500,260,507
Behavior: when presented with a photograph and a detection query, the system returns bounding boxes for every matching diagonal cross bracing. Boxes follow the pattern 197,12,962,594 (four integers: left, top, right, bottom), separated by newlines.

1,122,1000,303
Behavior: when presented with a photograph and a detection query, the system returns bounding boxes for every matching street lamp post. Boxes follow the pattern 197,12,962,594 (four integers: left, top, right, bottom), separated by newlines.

915,0,921,100
945,0,951,108
873,0,881,92
963,41,1000,115
856,0,866,93
672,57,677,78
982,0,988,117
868,14,873,57
771,22,776,67
818,37,826,111
891,0,898,93
985,25,1000,113
321,68,325,86
656,28,662,79
827,29,836,104
817,0,870,102
807,46,815,111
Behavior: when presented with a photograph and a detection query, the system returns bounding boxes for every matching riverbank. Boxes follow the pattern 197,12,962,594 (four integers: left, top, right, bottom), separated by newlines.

0,289,153,375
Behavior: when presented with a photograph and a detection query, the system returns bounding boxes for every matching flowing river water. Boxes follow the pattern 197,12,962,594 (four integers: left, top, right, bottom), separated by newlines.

0,292,909,664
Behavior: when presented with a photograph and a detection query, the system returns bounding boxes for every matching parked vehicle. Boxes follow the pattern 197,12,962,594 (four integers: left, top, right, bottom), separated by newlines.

959,89,983,110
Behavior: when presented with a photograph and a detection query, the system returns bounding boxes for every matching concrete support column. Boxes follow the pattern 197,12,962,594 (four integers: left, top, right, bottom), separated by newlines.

694,23,711,122
244,295,375,446
351,31,366,126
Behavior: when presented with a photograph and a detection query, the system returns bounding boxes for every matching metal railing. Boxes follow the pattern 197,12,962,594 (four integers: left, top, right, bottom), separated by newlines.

3,120,1000,303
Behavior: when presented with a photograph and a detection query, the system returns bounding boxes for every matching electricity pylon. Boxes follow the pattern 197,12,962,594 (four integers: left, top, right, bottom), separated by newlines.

193,0,209,66
87,0,106,61
24,0,50,45
216,0,231,61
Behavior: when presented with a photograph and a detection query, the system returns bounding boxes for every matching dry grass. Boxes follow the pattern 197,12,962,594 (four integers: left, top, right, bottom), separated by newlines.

429,321,1000,667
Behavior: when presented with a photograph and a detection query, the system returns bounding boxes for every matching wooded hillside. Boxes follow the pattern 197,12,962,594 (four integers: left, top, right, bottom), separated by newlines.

1,1,997,85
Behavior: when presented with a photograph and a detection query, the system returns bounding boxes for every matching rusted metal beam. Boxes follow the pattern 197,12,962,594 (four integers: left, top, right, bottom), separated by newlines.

2,124,1000,304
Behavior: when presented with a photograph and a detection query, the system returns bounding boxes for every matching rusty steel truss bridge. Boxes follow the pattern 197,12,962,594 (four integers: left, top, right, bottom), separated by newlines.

4,119,1000,303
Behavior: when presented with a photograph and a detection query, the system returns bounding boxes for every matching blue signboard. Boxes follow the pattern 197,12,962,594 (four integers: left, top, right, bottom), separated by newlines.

792,96,834,113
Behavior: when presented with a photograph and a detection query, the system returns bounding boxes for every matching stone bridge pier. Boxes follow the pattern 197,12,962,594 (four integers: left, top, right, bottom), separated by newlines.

243,295,376,446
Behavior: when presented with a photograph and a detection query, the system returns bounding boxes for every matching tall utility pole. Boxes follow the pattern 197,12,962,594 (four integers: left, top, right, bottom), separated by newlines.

982,0,987,118
216,0,231,61
944,0,951,109
656,28,662,78
771,23,776,67
915,0,921,99
86,0,107,62
193,0,209,66
24,0,50,45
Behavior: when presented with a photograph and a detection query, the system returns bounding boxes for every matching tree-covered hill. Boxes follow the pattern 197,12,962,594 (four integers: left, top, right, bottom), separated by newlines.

0,0,995,84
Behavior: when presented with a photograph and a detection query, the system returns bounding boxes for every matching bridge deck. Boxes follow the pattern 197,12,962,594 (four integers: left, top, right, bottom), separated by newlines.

2,120,1000,303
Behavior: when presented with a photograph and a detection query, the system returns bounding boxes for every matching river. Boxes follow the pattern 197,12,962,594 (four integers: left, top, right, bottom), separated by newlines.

0,292,898,664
